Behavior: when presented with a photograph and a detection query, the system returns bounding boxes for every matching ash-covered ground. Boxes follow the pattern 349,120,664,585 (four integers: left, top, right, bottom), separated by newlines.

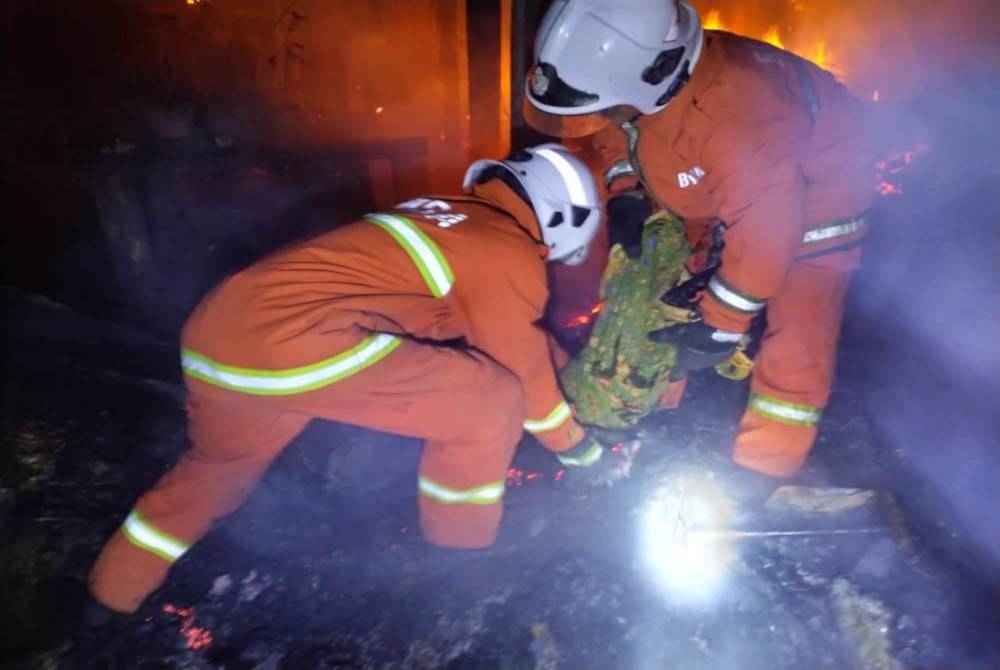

3,69,999,670
1,282,997,670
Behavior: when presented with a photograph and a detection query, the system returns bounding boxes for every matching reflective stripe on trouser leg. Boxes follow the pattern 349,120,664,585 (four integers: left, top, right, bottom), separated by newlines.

418,476,506,505
89,400,309,613
181,333,402,395
120,510,190,562
747,391,822,427
733,411,817,478
736,392,822,477
732,262,851,478
416,357,524,549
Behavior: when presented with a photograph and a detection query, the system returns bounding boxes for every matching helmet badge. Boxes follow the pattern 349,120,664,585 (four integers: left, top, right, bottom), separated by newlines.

531,65,550,97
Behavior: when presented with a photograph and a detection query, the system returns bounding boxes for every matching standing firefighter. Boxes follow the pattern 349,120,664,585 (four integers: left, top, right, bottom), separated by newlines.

86,144,625,617
525,0,875,478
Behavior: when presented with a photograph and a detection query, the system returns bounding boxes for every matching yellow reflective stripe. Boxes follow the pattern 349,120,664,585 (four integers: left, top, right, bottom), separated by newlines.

121,510,190,563
417,476,505,505
803,215,867,244
557,440,603,467
367,214,455,297
181,333,401,396
748,391,822,427
523,401,572,433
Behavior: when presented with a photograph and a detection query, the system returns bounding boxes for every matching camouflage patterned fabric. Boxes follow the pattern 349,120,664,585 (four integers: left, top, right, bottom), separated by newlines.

559,212,692,429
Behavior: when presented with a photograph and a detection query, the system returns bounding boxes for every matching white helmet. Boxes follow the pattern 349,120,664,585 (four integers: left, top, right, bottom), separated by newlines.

527,0,704,117
463,144,601,265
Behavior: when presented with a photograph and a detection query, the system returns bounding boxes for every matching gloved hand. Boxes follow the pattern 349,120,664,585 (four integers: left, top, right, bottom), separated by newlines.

556,434,635,491
648,320,742,373
606,190,653,259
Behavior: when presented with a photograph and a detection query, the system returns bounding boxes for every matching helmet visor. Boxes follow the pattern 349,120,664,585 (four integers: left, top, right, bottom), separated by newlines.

521,96,609,139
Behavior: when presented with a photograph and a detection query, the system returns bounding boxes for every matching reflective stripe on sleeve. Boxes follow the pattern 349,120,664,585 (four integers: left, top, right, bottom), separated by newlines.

121,510,190,563
417,476,505,505
181,333,401,395
707,275,767,314
802,215,867,244
747,391,822,427
523,401,572,433
367,213,455,297
603,159,637,188
556,440,604,467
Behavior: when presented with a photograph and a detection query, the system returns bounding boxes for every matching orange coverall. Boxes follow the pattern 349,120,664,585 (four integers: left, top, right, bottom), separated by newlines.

89,180,586,613
556,31,875,477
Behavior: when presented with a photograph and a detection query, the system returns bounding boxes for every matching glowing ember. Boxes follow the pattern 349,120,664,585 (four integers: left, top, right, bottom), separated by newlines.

507,467,547,487
375,106,384,114
563,302,603,329
163,603,214,650
875,143,930,196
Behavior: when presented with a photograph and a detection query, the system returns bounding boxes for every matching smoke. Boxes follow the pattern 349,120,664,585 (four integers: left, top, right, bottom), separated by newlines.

693,0,1000,583
824,0,998,622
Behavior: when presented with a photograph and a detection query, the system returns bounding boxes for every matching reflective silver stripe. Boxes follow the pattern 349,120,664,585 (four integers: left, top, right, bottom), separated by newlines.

122,511,189,562
557,441,603,467
417,476,505,505
803,216,866,244
523,401,572,433
748,391,822,427
535,147,586,205
707,276,766,313
603,159,637,188
367,214,455,297
181,333,401,395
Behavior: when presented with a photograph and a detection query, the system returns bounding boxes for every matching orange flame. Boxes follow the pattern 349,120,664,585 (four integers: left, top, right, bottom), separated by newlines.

812,41,831,70
703,9,724,31
761,25,785,50
701,8,839,75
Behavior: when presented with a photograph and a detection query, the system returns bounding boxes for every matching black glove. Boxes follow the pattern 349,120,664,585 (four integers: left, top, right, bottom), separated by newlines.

556,434,635,491
606,191,653,259
648,320,740,373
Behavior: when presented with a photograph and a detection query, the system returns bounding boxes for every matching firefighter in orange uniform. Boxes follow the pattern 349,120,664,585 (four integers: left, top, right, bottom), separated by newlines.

525,0,875,479
85,144,626,617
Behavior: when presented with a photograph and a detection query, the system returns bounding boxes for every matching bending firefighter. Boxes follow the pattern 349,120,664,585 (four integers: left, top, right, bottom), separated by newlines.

526,0,875,478
87,144,624,615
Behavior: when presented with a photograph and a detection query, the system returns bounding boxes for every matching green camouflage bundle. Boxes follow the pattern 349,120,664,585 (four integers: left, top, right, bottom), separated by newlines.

559,212,691,429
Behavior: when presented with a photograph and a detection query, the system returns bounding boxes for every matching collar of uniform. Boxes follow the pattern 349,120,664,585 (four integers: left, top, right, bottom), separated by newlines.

469,179,548,257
